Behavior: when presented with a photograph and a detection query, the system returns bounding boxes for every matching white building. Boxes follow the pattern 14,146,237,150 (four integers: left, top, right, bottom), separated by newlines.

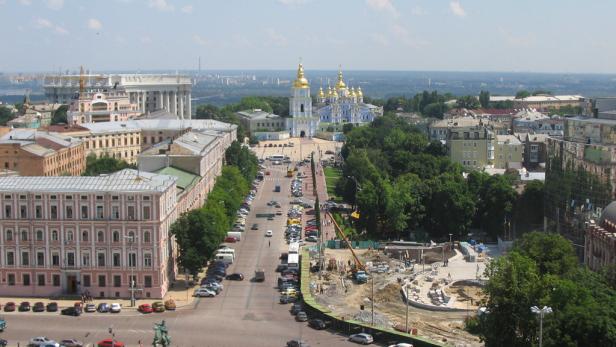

44,74,193,119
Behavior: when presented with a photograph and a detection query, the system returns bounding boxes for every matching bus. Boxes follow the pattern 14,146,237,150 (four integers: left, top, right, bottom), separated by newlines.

288,242,300,254
270,154,284,161
287,253,299,270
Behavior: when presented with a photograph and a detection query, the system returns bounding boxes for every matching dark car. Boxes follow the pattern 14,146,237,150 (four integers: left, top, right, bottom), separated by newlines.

61,306,82,316
251,223,259,230
97,303,110,313
276,264,288,272
225,273,244,281
3,302,15,312
18,301,31,312
308,318,328,330
279,295,297,304
33,302,45,312
152,301,165,313
287,340,310,347
0,339,7,347
46,302,59,312
206,274,224,282
295,311,308,322
291,303,303,315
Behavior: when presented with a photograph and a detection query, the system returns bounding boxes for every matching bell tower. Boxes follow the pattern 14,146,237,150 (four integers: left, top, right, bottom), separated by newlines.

289,63,314,137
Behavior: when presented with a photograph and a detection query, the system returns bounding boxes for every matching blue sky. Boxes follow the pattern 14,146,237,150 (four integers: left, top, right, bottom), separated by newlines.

0,0,615,73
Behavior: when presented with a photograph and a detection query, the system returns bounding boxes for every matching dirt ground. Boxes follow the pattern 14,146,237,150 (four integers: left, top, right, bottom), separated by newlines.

309,248,484,347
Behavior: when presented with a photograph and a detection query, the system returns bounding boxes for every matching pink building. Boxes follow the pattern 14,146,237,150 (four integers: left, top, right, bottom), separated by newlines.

0,170,179,299
68,91,142,125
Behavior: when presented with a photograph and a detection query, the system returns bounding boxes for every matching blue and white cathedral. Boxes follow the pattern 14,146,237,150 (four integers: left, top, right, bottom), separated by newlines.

287,63,383,137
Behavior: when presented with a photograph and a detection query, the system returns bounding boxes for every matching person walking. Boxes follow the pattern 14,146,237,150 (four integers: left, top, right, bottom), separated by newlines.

269,240,271,247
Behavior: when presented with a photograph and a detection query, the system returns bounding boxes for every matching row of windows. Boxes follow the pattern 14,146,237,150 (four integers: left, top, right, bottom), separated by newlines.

4,250,152,268
5,273,153,288
3,194,150,201
3,229,151,243
3,204,152,221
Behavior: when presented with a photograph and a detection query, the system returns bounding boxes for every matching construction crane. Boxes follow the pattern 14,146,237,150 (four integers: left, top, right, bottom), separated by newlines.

327,211,365,272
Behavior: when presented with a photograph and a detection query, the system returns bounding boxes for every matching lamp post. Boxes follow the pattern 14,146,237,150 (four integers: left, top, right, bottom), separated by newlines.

404,284,409,334
124,235,137,307
531,306,552,347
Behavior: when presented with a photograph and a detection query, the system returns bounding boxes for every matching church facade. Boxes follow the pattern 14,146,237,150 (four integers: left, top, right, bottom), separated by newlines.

286,63,383,137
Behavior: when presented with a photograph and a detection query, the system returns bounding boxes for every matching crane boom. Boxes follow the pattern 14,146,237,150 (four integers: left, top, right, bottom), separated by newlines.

327,211,364,271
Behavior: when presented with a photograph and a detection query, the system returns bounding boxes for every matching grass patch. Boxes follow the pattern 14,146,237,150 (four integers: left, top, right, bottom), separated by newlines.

324,166,342,201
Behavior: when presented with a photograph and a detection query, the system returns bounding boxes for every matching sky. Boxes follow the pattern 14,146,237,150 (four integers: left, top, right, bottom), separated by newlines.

0,0,615,74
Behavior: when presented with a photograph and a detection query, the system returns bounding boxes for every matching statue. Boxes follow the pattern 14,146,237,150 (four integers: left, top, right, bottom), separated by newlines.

152,320,171,347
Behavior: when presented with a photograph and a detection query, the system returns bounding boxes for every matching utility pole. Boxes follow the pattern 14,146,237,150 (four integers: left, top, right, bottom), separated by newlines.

371,275,374,326
405,284,409,334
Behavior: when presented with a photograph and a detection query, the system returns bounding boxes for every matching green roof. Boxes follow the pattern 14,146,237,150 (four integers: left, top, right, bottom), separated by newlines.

154,166,200,191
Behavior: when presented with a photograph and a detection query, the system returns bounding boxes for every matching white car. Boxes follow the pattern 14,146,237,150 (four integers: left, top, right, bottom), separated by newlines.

194,288,216,297
349,333,374,345
29,337,59,347
265,230,273,237
110,303,122,313
388,344,414,347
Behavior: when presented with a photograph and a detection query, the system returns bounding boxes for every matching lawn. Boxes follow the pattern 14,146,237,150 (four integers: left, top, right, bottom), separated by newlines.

324,166,342,201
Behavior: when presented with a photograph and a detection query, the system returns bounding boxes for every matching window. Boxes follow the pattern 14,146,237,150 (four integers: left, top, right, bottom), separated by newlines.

65,195,73,200
5,229,12,241
7,274,15,286
98,275,106,287
35,205,42,219
83,274,91,287
23,274,30,286
6,251,14,266
113,253,121,267
144,275,152,288
37,252,44,266
144,253,152,267
20,205,27,219
82,253,90,267
113,275,121,287
129,275,137,288
51,230,58,241
19,195,26,200
111,206,119,219
96,205,104,219
97,231,104,242
143,231,151,243
37,274,45,286
66,231,74,242
112,196,119,201
81,206,88,219
128,231,135,242
36,230,43,241
50,195,56,200
112,231,120,243
65,205,73,219
143,196,150,201
96,195,103,201
50,205,57,219
127,206,135,220
4,205,11,218
128,253,136,267
81,231,89,242
81,195,87,200
97,253,105,267
142,206,150,220
52,253,59,266
21,251,29,266
67,252,75,267
53,274,60,287
21,230,28,241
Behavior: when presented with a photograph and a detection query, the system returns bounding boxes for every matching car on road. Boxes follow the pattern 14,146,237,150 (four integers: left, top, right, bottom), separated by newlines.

251,223,259,230
265,230,273,237
138,303,153,313
202,284,222,294
279,295,297,304
18,301,31,312
286,340,310,347
60,307,81,316
388,344,414,347
224,236,238,243
152,301,166,313
226,273,244,281
349,333,374,345
290,303,303,315
84,303,96,313
97,303,110,313
33,302,45,312
59,339,83,347
164,299,176,311
96,339,125,347
267,216,274,220
308,319,329,330
3,302,15,312
194,288,216,297
276,211,283,215
29,337,59,347
305,236,318,242
46,302,58,312
109,303,122,313
295,311,308,322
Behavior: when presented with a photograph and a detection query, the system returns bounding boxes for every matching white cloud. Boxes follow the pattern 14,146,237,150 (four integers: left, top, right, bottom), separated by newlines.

277,0,308,5
390,24,427,48
410,6,427,16
193,34,208,46
45,0,64,10
265,28,287,46
369,33,389,47
449,1,466,17
366,0,398,18
181,4,193,13
87,18,102,30
18,0,32,6
149,0,174,12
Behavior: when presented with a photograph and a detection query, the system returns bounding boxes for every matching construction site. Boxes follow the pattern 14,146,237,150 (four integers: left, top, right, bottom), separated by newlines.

307,214,495,347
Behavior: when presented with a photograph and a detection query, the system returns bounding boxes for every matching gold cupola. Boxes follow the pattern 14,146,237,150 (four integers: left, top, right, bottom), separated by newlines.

335,68,346,90
350,87,356,97
318,87,325,98
357,86,363,98
293,63,310,88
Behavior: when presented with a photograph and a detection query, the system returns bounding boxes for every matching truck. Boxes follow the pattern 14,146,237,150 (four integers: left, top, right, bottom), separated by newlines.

354,270,368,284
254,269,265,282
274,184,281,192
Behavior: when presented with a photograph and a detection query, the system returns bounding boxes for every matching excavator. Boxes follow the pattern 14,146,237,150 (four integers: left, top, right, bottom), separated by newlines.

327,211,368,284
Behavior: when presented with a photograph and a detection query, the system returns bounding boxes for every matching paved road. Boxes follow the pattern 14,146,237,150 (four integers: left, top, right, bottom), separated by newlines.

1,157,356,347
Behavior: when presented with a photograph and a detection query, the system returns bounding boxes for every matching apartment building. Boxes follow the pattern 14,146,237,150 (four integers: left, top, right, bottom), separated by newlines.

0,129,86,176
585,201,616,272
67,91,142,125
0,169,178,299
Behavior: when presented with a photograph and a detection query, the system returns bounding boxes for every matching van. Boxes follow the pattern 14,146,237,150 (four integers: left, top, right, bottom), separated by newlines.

215,253,234,264
217,248,236,258
227,231,242,241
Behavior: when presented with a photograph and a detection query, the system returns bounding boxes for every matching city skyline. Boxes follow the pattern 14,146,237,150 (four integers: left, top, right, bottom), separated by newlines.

0,0,615,74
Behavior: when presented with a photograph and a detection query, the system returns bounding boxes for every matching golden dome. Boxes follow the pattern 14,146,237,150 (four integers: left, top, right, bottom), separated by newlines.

335,68,346,90
327,86,333,97
318,87,325,98
350,87,356,97
357,86,363,97
331,88,338,98
293,63,310,88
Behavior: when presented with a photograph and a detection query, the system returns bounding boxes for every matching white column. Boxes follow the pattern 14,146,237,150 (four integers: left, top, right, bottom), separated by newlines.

179,92,185,119
187,92,192,119
164,91,170,112
141,91,146,114
158,91,163,110
170,91,176,116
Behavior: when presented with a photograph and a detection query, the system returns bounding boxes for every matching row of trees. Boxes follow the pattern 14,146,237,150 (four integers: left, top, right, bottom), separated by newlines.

171,142,257,277
335,114,543,241
472,232,616,346
82,154,136,176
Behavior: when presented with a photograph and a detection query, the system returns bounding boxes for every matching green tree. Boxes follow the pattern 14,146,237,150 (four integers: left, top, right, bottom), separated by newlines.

514,180,544,233
170,209,210,277
0,106,15,125
425,174,475,238
195,104,220,120
51,105,68,125
82,154,136,176
456,95,480,109
513,232,577,277
479,90,490,108
515,90,531,99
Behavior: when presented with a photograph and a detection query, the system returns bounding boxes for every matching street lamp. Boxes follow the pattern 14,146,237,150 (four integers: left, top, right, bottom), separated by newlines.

531,306,553,347
124,235,137,307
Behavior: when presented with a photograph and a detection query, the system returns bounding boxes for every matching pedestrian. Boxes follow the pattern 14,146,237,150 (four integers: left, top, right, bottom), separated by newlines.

269,240,271,247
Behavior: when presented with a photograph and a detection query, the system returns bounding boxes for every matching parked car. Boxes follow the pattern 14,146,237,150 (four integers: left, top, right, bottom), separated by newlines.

109,303,122,313
3,302,15,312
202,284,222,294
388,344,414,347
349,333,374,345
286,340,310,347
18,301,31,312
265,230,273,237
279,294,297,304
164,299,176,311
29,337,59,347
152,301,165,313
59,339,83,347
97,303,110,313
295,311,308,322
84,303,96,313
194,288,216,297
33,302,45,312
60,307,81,316
46,302,58,312
226,273,244,281
305,236,318,242
96,339,125,347
224,236,238,243
138,304,153,314
308,319,329,330
290,303,303,315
